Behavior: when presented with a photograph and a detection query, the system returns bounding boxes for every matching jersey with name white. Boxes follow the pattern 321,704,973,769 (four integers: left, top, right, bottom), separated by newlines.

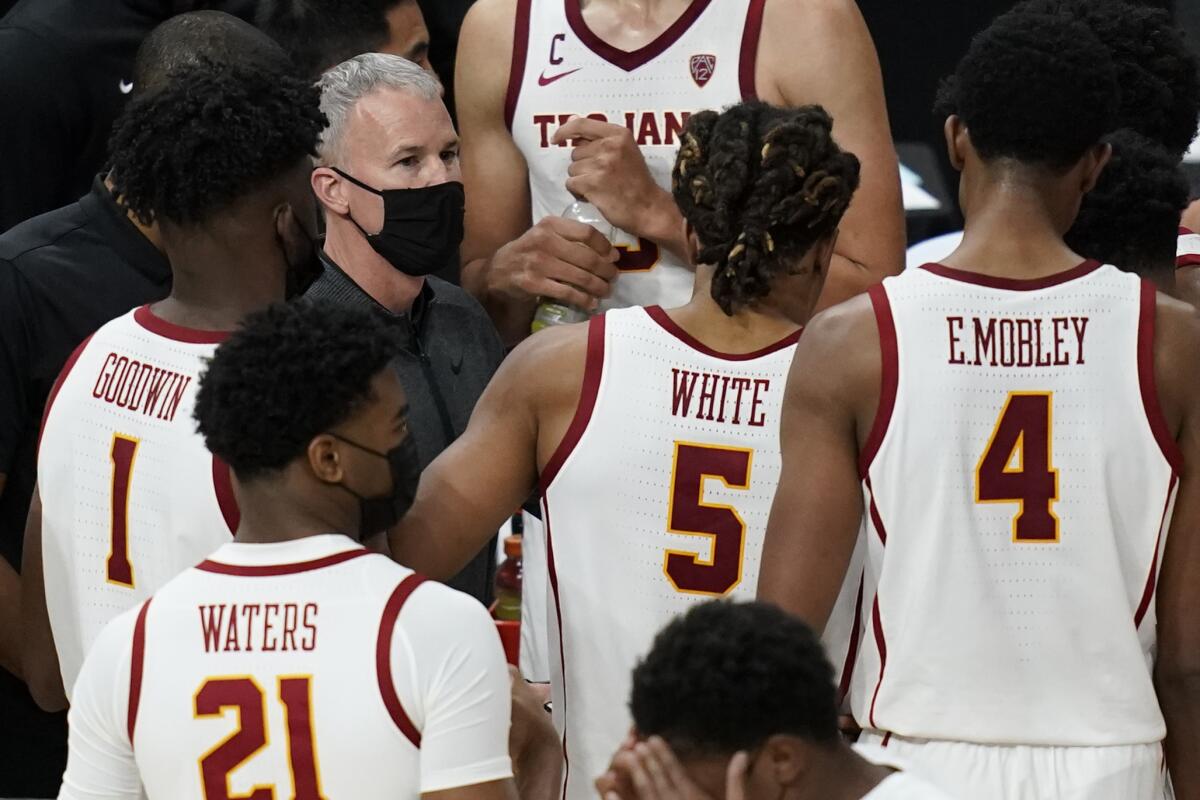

508,0,761,310
541,306,858,798
854,262,1178,747
1179,227,1200,269
58,535,512,800
38,305,236,696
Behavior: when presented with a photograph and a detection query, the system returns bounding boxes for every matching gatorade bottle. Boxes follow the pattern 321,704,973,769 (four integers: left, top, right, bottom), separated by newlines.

531,201,615,333
494,535,523,622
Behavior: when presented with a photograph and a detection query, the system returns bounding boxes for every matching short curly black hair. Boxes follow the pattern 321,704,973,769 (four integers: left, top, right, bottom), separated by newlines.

630,601,839,757
672,103,860,316
257,0,414,78
194,300,401,481
1066,130,1189,277
1012,0,1200,159
108,59,326,227
935,10,1119,171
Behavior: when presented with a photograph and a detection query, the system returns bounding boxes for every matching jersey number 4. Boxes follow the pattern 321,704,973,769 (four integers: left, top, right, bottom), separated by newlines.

664,442,752,595
975,392,1060,542
107,433,140,587
195,675,327,800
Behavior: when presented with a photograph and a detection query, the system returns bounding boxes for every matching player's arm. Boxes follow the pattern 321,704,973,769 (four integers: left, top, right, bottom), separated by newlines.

58,609,143,800
1151,296,1200,798
758,0,904,310
0,555,20,677
20,485,67,711
456,0,618,345
757,296,877,626
389,324,585,579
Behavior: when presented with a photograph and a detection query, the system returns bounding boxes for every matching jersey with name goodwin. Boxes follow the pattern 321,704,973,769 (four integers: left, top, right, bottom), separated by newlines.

541,306,861,798
854,262,1178,746
508,0,760,310
38,305,235,697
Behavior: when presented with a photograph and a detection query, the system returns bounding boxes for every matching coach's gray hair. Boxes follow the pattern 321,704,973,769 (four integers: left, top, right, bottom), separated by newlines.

316,52,443,165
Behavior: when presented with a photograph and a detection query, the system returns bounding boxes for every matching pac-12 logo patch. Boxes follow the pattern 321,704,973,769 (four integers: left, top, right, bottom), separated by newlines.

689,54,716,88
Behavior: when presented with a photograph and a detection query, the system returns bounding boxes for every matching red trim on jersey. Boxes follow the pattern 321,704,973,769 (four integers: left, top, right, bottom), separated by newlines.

644,306,801,360
195,548,372,576
1178,255,1200,270
127,598,152,744
738,0,766,100
1138,281,1184,472
1135,474,1178,629
540,315,606,491
920,259,1101,291
543,504,571,799
564,0,715,72
376,573,427,748
836,573,864,706
504,0,532,131
38,333,95,452
1181,227,1195,236
880,731,892,748
865,477,888,545
867,595,887,728
858,285,897,478
212,457,240,535
133,305,230,344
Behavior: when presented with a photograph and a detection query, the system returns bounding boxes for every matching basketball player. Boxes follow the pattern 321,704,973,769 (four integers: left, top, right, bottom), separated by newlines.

22,60,326,711
759,10,1200,799
389,102,860,797
58,301,517,800
1065,129,1190,296
454,0,902,342
597,602,958,800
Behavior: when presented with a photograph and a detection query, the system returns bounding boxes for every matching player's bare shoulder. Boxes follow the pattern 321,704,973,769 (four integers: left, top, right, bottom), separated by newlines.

755,0,876,104
456,0,518,104
1152,291,1200,428
788,293,879,402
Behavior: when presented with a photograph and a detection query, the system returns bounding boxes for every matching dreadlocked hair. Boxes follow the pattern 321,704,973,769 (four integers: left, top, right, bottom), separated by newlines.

672,102,860,316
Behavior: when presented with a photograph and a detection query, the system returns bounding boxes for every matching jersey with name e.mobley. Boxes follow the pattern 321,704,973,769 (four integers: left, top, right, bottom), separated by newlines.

38,305,237,697
854,261,1178,747
541,305,861,799
57,535,512,800
508,0,763,310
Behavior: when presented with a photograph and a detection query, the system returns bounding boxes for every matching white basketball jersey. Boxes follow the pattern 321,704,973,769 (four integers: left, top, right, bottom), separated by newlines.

855,261,1178,747
1178,227,1200,268
38,305,237,696
59,535,512,800
541,306,843,798
508,0,763,309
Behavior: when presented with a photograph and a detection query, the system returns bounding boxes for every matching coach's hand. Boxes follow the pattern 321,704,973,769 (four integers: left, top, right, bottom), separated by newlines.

552,118,683,251
488,215,618,310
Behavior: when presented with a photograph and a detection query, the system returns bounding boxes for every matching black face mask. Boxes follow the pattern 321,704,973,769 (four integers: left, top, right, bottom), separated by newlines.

280,217,324,300
333,167,464,277
327,432,421,538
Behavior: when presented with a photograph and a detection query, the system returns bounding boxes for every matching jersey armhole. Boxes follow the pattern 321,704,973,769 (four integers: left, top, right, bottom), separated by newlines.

858,285,898,478
126,599,152,747
376,573,428,748
538,315,606,492
1137,280,1184,472
738,0,767,100
37,332,95,453
503,0,533,132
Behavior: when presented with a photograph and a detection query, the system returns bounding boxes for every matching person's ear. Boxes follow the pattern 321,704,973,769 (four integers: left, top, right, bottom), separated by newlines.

684,220,701,268
312,166,351,217
307,435,346,484
1079,141,1113,195
760,735,808,788
944,115,967,172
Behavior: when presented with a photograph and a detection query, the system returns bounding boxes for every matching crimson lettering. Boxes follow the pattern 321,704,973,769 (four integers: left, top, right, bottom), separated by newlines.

949,315,1089,367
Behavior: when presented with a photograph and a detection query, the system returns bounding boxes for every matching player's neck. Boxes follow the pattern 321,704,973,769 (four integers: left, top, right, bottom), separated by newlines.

578,0,694,45
156,239,285,333
667,283,803,353
797,743,895,800
324,220,425,315
233,481,357,546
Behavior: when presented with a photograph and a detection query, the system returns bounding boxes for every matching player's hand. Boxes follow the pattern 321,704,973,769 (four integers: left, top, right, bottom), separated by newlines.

487,215,618,310
508,667,562,799
552,117,681,245
602,737,746,800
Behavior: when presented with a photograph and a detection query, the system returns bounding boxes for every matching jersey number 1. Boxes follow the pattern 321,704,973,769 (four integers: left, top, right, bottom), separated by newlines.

975,392,1059,542
665,442,752,595
107,434,139,587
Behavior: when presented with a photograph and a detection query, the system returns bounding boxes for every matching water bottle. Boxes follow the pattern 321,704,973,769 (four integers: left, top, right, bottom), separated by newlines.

531,201,615,333
493,535,523,622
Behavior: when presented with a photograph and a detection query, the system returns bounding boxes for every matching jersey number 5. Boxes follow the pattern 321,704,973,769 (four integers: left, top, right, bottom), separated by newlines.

975,392,1059,542
195,675,326,800
665,442,752,595
107,434,140,587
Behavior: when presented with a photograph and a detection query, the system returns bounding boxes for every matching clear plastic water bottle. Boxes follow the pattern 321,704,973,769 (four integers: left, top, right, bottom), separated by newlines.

531,201,615,333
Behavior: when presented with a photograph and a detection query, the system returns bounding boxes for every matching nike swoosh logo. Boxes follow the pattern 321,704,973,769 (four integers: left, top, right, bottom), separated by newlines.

538,68,580,86
118,79,134,95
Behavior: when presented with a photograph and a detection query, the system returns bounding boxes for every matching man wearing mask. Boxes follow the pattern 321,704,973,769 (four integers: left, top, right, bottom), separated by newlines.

308,52,504,602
